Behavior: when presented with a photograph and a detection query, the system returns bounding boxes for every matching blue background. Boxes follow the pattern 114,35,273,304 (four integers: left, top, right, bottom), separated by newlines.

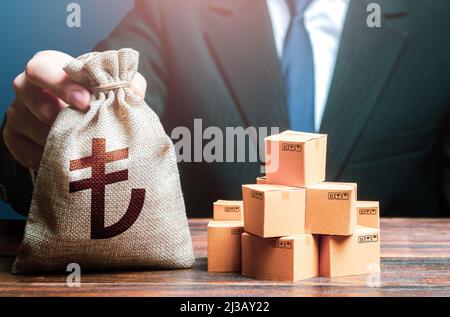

0,0,134,219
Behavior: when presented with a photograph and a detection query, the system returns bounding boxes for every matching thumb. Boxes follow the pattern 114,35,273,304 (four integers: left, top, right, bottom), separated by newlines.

130,72,147,98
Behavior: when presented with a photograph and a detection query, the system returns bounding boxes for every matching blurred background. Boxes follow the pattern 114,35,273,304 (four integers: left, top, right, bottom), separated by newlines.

0,0,134,219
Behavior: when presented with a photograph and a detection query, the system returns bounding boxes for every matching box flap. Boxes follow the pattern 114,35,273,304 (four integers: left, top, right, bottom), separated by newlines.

308,182,357,191
356,201,379,208
208,220,244,228
213,200,243,206
265,130,326,143
355,225,379,235
242,184,301,192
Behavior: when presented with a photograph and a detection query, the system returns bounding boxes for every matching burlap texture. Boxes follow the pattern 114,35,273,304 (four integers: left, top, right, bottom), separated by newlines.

12,48,195,273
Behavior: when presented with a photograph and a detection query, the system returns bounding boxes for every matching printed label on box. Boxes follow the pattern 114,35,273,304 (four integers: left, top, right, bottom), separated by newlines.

231,228,244,235
282,143,302,152
358,234,379,243
328,192,349,200
251,191,263,200
224,206,240,213
271,240,292,249
359,208,377,215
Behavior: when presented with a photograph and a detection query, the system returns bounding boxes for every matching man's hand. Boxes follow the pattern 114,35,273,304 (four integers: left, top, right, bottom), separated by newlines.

3,50,147,170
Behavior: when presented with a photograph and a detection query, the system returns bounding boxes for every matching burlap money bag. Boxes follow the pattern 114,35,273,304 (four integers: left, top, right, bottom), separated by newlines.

12,48,195,273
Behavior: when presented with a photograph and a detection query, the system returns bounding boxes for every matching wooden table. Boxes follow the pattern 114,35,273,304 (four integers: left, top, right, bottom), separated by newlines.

0,218,449,297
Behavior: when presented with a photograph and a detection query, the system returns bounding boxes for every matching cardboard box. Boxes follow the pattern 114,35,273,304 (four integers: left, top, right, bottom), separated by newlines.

357,201,380,229
242,184,306,238
242,232,319,281
207,221,244,272
319,226,380,277
265,130,327,187
256,176,266,184
213,200,243,221
305,182,357,236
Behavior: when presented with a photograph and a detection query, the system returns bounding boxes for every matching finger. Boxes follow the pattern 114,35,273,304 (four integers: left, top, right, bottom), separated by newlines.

13,72,68,125
6,101,51,147
131,72,147,98
3,127,43,170
25,51,90,111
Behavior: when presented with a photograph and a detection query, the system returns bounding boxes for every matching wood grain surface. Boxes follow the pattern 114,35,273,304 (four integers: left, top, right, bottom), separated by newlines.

0,218,449,297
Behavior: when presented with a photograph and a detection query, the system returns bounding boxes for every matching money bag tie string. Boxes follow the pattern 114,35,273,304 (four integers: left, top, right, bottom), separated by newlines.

91,81,132,92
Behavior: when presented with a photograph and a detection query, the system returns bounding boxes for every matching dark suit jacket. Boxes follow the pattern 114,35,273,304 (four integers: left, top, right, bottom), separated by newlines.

1,0,450,217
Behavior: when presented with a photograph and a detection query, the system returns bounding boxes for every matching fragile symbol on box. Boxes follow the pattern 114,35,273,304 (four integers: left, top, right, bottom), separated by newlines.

328,192,349,200
251,191,263,200
231,228,244,235
359,208,377,215
358,234,379,244
271,240,292,249
282,143,302,152
225,206,240,213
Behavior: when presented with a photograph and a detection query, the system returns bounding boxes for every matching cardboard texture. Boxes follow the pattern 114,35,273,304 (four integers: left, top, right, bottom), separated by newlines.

357,201,380,229
305,182,357,236
242,232,319,281
242,184,306,238
213,200,244,221
256,176,267,184
207,221,244,272
265,130,327,187
319,226,380,277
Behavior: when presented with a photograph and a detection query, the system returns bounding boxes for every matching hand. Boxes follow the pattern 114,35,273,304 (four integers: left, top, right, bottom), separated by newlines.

3,50,147,170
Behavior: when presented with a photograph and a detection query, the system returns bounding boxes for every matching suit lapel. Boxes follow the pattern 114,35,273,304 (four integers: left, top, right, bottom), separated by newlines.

204,0,289,132
320,0,409,180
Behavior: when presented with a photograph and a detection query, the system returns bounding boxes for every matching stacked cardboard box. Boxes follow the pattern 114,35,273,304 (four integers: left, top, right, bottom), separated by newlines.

207,200,244,272
208,130,380,282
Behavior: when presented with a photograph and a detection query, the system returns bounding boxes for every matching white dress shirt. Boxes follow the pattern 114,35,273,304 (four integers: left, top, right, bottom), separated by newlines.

266,0,349,131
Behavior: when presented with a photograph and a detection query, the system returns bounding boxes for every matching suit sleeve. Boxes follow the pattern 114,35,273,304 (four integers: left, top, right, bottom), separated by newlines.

94,0,168,116
0,116,33,217
0,0,168,217
443,115,450,215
